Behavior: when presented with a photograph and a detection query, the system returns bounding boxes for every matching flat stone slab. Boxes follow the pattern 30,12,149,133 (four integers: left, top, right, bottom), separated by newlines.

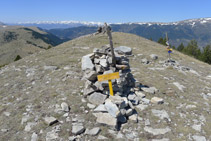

85,127,101,136
44,117,58,126
88,92,107,105
82,54,94,71
105,100,120,117
94,113,117,127
144,126,171,136
151,97,164,104
141,87,158,94
114,46,132,55
72,125,85,135
151,109,171,121
94,104,107,112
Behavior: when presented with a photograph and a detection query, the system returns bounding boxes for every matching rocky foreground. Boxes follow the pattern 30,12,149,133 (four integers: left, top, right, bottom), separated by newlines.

0,32,211,140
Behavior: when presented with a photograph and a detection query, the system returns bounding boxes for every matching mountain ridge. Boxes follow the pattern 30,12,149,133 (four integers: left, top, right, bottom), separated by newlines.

0,32,210,140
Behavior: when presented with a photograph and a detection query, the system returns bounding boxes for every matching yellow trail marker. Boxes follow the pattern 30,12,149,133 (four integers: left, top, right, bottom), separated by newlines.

108,80,114,96
97,72,120,96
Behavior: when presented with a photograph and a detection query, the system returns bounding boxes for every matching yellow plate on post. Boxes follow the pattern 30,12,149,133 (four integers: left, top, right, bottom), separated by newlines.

97,72,120,82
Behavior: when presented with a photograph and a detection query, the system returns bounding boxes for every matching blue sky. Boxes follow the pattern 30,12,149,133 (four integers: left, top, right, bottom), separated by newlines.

1,0,211,23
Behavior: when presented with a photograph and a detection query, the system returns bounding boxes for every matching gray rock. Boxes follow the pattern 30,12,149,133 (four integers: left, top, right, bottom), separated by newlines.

136,104,148,111
151,109,171,121
85,127,101,136
141,58,149,64
126,109,133,117
72,125,85,135
192,135,206,141
61,102,69,112
95,65,103,73
135,91,145,98
68,136,76,141
129,114,138,122
31,132,38,141
44,117,58,126
82,55,94,71
173,82,185,92
100,59,108,67
141,87,158,94
24,122,36,132
98,135,108,140
88,92,107,105
104,100,120,117
117,115,127,123
94,104,107,112
83,87,95,96
191,124,201,132
128,93,139,105
141,98,150,104
114,46,132,55
84,71,98,81
144,126,171,135
46,131,58,141
120,109,126,115
94,58,100,64
94,113,117,127
151,97,164,104
150,54,158,60
116,132,124,139
128,100,135,109
87,103,96,109
44,66,58,71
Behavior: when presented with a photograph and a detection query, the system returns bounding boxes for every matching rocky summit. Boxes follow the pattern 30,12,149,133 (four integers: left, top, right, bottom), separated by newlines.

0,32,211,140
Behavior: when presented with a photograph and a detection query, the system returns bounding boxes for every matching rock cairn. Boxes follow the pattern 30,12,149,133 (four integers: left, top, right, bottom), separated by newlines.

82,45,146,129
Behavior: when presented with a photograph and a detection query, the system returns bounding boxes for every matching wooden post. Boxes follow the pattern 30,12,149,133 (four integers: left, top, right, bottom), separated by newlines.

104,22,116,67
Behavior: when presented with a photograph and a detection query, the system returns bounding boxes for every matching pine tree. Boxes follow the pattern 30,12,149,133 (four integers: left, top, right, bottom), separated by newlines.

183,40,201,59
177,43,184,51
201,45,211,64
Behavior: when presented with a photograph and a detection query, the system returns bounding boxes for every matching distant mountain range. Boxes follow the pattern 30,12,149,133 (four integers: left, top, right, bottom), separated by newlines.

4,17,211,47
8,21,103,30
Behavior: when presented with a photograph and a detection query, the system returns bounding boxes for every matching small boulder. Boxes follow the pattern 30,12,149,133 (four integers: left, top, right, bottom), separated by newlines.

82,54,94,71
88,92,107,105
150,54,158,60
72,125,85,135
151,97,164,104
114,46,132,55
61,102,69,112
85,127,101,136
44,117,58,126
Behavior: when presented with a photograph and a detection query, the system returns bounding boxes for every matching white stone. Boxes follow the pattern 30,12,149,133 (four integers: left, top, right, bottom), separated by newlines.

104,100,120,117
72,125,85,135
192,135,206,141
114,46,132,55
151,97,164,104
100,59,108,67
82,55,94,71
31,132,38,141
135,91,145,98
173,82,186,92
144,126,171,135
150,54,158,60
141,87,158,94
94,104,107,112
24,122,36,132
192,124,201,131
44,117,58,126
61,102,69,112
87,103,96,109
94,113,117,127
85,127,101,136
98,135,108,140
88,92,107,105
151,109,171,121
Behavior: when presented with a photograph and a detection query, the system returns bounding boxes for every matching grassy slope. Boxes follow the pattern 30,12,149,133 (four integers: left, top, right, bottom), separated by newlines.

0,32,210,140
0,26,62,66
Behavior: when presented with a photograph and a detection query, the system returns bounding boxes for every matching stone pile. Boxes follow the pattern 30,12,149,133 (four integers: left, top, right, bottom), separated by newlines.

81,45,154,129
